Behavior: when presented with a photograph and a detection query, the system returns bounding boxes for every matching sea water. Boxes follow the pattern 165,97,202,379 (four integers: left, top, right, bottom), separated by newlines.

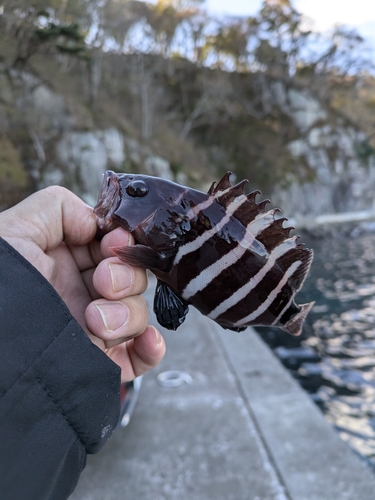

258,224,375,471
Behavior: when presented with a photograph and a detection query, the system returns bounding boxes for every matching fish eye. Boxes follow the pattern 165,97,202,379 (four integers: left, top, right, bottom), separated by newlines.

126,180,149,198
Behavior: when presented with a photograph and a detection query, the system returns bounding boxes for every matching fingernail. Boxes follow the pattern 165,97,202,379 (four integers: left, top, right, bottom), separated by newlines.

152,326,163,346
109,262,133,293
95,303,129,333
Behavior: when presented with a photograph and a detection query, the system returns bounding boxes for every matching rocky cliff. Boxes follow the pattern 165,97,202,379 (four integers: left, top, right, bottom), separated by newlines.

1,60,374,220
269,82,375,219
0,64,178,208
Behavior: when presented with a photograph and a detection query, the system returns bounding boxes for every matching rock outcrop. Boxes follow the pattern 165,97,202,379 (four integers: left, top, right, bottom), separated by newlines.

270,82,375,218
1,64,374,219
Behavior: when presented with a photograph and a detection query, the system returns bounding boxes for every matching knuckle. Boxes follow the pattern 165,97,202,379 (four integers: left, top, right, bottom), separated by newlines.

127,295,149,330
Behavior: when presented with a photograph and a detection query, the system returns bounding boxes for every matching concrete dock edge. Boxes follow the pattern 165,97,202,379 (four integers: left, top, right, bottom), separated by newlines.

70,286,375,500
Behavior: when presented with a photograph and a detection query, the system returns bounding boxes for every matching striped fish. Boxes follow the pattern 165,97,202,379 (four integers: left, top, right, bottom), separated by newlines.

94,170,314,335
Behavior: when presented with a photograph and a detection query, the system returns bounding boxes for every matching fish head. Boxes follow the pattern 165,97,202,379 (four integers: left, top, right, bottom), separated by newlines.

94,171,191,248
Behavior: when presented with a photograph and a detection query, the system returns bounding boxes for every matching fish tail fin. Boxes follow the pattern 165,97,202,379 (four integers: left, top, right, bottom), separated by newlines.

283,301,314,336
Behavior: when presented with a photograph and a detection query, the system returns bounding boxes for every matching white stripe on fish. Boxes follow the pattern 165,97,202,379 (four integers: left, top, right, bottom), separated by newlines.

182,216,269,300
185,196,215,221
233,260,301,326
208,236,299,320
271,295,294,326
247,209,279,236
182,229,255,300
174,194,248,265
184,186,236,220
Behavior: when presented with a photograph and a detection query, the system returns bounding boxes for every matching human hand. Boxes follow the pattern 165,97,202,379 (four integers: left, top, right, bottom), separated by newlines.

0,186,165,382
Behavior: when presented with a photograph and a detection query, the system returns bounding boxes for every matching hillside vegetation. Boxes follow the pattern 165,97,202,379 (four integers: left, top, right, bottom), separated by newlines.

0,0,374,209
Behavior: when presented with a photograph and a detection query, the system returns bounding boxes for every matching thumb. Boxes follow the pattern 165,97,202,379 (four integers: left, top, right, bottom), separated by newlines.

0,186,97,251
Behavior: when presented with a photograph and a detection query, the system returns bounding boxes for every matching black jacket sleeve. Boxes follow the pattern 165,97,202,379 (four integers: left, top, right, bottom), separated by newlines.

0,238,121,500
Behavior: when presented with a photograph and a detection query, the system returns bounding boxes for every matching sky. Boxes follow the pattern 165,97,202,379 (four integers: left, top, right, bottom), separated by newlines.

205,0,375,50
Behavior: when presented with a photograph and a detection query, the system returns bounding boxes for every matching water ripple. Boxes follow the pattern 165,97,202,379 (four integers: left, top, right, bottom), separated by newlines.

258,228,375,471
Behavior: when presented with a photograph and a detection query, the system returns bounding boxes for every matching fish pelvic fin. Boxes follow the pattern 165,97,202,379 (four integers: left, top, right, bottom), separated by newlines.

283,301,314,336
112,245,170,272
154,280,189,330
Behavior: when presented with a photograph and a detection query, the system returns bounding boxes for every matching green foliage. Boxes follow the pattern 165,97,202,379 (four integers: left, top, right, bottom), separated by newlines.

35,23,85,43
0,137,28,187
0,2,90,66
0,136,31,209
34,22,87,56
195,113,306,193
354,140,375,161
201,20,251,68
253,0,312,76
255,39,286,70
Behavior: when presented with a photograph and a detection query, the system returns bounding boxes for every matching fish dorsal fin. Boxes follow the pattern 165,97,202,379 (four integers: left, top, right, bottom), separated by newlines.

218,179,249,208
208,172,250,203
207,171,233,195
208,172,269,216
153,280,189,330
234,194,270,226
208,172,270,222
255,216,294,252
276,242,314,293
112,245,170,272
207,172,297,253
291,245,314,292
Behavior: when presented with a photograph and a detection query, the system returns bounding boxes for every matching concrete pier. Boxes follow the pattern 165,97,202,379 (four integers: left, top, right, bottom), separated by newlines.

70,283,375,500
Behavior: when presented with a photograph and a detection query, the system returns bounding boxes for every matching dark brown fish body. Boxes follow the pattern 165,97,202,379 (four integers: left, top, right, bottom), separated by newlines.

94,170,314,334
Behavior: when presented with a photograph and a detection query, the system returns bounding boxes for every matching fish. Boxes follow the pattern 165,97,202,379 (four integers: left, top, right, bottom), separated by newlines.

94,170,314,335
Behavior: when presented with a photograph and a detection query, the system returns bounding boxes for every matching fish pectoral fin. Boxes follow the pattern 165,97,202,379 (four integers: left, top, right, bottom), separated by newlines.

283,301,315,336
111,245,169,272
153,280,189,331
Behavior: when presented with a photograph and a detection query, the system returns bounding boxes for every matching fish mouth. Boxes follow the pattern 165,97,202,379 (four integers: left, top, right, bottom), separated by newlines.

94,170,121,234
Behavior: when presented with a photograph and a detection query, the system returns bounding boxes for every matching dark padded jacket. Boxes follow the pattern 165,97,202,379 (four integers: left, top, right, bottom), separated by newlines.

0,238,121,500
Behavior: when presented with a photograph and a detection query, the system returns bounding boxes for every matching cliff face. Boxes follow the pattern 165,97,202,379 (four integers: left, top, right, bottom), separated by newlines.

269,82,375,218
51,128,174,206
0,60,373,219
0,64,178,208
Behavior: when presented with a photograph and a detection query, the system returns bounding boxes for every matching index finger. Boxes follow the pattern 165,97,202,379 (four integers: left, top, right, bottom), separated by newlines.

100,227,135,259
68,227,133,273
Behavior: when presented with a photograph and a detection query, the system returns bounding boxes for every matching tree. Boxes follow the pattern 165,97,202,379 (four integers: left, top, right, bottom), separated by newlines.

1,0,90,66
253,0,312,77
200,19,253,70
